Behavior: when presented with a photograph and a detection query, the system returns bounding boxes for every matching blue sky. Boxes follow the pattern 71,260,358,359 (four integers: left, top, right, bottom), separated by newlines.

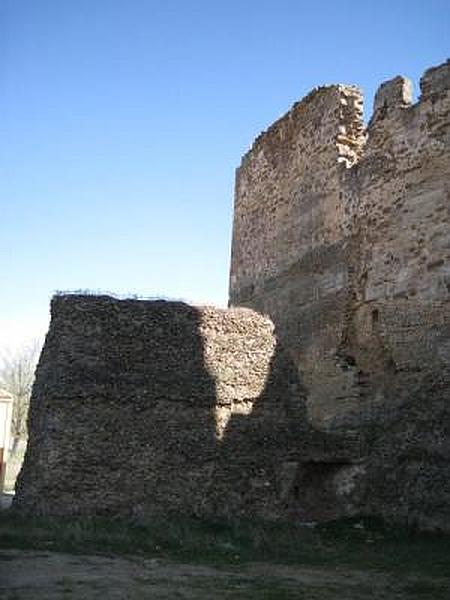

0,0,448,348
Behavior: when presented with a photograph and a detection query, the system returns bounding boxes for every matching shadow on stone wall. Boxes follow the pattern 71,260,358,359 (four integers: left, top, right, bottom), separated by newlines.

221,320,450,527
15,297,220,517
16,295,368,522
213,340,307,519
15,295,372,522
218,334,369,522
15,295,450,529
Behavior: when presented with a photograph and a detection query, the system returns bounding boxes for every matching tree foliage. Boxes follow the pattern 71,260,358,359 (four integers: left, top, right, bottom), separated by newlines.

0,340,41,448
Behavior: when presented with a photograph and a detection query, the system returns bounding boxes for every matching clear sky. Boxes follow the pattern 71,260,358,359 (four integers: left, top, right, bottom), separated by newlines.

0,0,448,349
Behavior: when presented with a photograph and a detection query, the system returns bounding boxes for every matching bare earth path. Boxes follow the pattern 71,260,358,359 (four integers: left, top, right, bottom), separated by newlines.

1,550,449,599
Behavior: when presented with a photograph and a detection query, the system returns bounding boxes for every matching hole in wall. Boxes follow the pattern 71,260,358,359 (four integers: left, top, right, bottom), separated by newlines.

372,308,379,325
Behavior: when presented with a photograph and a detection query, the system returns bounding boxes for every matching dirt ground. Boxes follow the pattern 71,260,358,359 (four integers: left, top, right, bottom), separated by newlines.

1,549,449,599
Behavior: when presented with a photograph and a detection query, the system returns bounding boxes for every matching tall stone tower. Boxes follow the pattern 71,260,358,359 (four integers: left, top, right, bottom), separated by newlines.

229,61,450,528
229,84,366,426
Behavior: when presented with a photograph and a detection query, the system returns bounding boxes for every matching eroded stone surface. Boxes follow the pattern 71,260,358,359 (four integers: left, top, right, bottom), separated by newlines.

15,61,450,530
14,295,304,518
229,60,450,529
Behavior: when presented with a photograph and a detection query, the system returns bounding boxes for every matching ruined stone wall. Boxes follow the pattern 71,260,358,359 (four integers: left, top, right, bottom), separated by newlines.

230,84,366,426
15,294,376,523
14,61,450,530
230,60,450,529
230,84,364,295
14,294,305,518
230,60,449,424
344,66,450,390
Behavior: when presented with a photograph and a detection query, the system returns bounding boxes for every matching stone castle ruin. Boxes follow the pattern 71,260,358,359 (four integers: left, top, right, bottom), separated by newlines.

14,60,450,530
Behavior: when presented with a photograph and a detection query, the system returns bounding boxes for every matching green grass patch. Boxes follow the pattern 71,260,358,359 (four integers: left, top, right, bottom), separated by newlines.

0,512,449,578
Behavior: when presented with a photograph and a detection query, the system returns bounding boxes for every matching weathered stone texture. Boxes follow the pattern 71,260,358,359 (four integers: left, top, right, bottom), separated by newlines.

14,295,305,518
230,60,450,529
15,60,450,531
